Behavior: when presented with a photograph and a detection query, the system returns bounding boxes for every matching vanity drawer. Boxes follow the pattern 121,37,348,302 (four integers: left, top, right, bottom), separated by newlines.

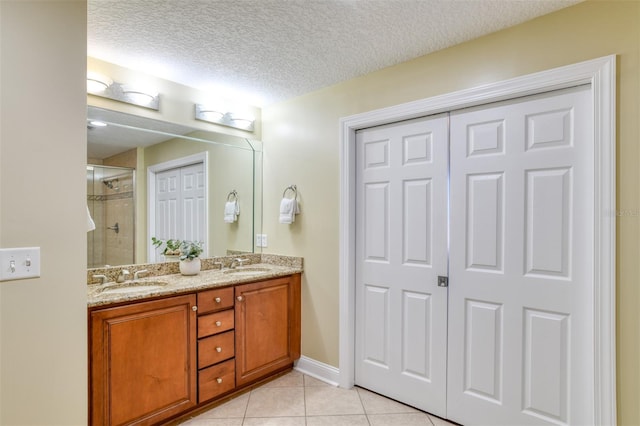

198,309,234,338
198,359,235,403
198,287,234,314
198,331,235,369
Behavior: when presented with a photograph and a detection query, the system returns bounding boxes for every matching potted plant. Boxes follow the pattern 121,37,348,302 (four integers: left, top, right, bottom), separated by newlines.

152,238,203,275
151,237,182,261
177,240,204,275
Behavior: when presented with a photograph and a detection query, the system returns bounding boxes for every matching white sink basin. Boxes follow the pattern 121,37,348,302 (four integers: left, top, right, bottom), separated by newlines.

99,281,168,294
223,267,271,277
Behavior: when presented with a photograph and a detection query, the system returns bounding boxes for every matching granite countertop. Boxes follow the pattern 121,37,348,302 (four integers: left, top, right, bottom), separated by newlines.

87,256,302,308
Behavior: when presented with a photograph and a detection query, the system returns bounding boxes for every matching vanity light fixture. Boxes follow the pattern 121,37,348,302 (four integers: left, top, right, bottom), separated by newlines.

87,72,112,94
195,103,255,132
86,71,160,111
89,120,108,127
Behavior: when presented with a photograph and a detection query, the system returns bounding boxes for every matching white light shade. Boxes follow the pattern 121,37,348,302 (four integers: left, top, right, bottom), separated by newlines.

195,103,255,132
86,72,112,93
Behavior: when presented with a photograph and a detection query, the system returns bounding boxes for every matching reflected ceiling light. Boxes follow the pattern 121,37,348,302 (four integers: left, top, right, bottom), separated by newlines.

87,71,160,110
195,103,255,132
89,120,108,127
123,89,157,106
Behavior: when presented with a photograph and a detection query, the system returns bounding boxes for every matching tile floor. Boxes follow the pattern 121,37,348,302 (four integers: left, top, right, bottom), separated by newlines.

179,370,458,426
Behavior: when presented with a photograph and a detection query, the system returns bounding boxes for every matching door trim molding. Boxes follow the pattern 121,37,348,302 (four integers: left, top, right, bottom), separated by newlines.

147,152,209,262
338,55,616,424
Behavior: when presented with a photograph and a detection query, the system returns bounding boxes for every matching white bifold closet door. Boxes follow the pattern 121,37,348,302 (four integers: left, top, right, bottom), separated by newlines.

355,114,450,417
447,85,594,425
354,84,595,426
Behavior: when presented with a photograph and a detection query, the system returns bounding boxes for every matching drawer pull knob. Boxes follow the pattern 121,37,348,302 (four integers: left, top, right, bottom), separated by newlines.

236,296,244,302
216,347,222,352
191,306,198,312
216,378,223,384
215,297,221,303
215,321,222,327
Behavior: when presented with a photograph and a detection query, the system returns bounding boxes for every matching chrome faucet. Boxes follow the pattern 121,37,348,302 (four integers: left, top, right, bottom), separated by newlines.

92,274,108,285
230,258,248,269
133,269,148,280
116,269,130,283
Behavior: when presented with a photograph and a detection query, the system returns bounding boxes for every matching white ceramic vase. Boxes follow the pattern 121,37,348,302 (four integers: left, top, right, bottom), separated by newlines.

179,258,201,276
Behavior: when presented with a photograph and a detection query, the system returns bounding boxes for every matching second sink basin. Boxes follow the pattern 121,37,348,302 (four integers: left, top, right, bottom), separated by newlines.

223,267,271,277
99,281,169,294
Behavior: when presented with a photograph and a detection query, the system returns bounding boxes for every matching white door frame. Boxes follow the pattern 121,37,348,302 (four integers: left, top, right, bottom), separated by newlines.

339,55,616,424
147,151,209,262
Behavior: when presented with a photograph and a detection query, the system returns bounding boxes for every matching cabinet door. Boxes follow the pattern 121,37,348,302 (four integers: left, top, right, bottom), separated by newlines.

90,294,197,426
235,275,301,386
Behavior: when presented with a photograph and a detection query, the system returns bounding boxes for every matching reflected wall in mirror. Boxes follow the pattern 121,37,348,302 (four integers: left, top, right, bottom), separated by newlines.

87,106,262,268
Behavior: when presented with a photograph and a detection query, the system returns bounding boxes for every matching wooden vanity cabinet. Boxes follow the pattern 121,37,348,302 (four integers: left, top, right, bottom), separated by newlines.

235,274,301,386
89,273,301,424
89,294,197,426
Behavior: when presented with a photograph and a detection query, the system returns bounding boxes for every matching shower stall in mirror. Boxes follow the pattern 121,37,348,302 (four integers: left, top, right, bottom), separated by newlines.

87,165,135,268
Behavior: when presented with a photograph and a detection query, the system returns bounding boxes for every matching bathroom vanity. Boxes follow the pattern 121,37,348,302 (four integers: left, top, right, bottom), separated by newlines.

88,258,302,425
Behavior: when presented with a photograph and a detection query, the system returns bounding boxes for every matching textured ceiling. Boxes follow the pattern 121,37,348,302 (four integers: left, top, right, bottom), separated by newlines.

88,0,580,107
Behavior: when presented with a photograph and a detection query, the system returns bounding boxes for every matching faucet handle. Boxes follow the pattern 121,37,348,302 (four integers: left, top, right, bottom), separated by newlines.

134,269,148,280
117,269,130,283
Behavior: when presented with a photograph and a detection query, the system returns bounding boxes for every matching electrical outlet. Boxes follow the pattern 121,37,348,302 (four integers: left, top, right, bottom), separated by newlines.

255,234,268,248
0,247,41,281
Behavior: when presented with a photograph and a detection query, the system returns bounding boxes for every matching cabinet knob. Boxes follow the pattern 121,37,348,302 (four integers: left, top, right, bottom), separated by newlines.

215,321,222,327
215,297,221,303
236,296,244,302
191,306,198,312
216,347,222,352
216,378,223,384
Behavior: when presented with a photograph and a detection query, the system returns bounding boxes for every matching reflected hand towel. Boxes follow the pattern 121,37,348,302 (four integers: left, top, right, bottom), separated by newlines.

87,205,96,232
224,201,239,223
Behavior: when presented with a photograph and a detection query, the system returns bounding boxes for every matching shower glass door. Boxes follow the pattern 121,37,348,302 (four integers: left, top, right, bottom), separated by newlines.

87,165,136,268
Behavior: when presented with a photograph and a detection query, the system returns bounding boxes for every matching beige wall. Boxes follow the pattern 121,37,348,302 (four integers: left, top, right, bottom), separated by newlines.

0,1,88,424
262,1,640,424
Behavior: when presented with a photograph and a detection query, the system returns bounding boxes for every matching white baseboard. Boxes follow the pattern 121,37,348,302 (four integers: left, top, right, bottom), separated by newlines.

294,356,341,387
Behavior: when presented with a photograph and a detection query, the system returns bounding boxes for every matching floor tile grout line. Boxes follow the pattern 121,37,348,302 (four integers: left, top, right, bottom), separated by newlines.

355,386,372,425
303,373,308,425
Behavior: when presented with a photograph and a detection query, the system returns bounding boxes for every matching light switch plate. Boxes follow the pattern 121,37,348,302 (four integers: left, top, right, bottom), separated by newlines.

0,247,41,281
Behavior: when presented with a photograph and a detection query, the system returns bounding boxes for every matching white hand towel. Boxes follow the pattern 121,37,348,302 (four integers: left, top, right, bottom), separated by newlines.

279,198,300,224
224,201,239,223
87,205,96,232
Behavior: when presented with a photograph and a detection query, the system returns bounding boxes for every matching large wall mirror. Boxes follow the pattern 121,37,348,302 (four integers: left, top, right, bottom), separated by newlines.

87,106,262,268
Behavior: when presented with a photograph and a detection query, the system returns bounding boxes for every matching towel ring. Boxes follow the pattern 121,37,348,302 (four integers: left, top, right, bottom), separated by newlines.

282,184,298,200
227,190,238,201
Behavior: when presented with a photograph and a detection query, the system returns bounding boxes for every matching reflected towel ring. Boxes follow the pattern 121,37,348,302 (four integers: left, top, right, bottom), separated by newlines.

227,190,238,201
282,185,298,200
